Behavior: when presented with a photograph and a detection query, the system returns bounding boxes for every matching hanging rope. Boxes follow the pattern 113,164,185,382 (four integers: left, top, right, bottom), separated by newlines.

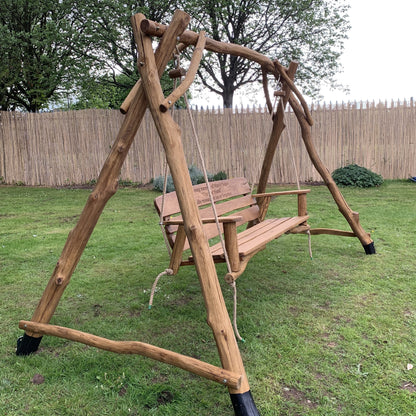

231,281,244,342
150,59,182,307
279,91,313,259
148,268,173,309
184,93,244,341
183,94,232,275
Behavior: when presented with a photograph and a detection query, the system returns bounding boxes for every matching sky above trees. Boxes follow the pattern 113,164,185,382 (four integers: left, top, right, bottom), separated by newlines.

318,0,416,103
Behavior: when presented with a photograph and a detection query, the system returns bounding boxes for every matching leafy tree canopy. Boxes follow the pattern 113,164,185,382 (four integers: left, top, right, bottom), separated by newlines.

0,0,350,111
186,0,350,107
69,0,178,109
0,0,88,112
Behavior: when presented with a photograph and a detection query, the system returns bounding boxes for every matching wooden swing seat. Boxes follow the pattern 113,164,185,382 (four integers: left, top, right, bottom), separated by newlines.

154,177,310,282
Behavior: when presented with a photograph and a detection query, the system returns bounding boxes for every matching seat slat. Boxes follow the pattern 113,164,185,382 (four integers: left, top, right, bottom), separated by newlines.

155,178,310,277
237,216,308,255
205,215,309,259
165,195,260,251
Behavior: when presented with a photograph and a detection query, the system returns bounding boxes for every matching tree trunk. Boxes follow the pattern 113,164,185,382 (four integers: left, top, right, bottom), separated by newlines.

222,79,235,108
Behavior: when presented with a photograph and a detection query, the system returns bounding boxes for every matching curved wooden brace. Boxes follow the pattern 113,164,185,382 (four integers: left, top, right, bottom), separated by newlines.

273,60,313,126
138,17,314,130
160,31,206,112
262,67,273,115
224,247,265,284
140,18,285,75
19,321,242,390
287,94,374,251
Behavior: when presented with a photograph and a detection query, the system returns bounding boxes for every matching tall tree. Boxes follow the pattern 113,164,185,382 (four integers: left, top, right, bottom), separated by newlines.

0,0,88,112
72,1,178,107
185,0,350,107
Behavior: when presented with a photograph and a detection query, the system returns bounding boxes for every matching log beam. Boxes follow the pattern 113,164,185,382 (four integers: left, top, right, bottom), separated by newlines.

256,61,299,194
288,94,375,253
17,11,191,354
19,321,242,390
132,13,252,400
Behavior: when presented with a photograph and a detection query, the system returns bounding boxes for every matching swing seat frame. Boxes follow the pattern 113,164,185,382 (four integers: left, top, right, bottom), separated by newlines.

155,177,310,282
16,9,376,416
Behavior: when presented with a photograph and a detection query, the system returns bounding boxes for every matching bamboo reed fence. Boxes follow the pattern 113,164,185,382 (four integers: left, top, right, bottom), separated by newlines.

0,100,415,187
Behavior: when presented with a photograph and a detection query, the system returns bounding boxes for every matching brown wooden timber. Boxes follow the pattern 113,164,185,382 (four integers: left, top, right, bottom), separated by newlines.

119,15,190,114
273,60,313,126
24,11,191,337
19,321,242,390
168,224,187,274
140,18,284,75
168,67,187,78
309,228,358,237
262,67,273,114
298,193,308,217
160,31,206,112
223,222,240,272
256,61,299,195
288,94,373,247
133,15,250,395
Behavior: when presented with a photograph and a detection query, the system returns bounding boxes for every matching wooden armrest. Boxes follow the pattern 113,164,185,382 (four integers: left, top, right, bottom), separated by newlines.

164,216,243,225
252,189,310,198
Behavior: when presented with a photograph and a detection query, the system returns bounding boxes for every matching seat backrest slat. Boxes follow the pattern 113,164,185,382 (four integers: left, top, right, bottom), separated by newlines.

154,177,259,251
154,177,252,218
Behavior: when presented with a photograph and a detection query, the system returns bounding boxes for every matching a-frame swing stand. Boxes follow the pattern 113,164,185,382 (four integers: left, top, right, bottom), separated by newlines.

16,10,375,416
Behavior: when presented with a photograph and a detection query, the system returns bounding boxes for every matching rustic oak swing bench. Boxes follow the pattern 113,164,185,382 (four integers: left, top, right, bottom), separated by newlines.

155,177,310,282
16,10,376,416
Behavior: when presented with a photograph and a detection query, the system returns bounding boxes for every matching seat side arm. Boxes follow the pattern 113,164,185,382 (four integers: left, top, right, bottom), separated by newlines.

169,225,187,274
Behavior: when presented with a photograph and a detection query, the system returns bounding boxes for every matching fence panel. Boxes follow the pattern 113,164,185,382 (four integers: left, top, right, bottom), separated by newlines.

0,100,415,186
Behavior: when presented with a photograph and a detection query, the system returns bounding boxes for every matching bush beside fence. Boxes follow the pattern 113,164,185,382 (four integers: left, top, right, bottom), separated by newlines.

0,100,415,186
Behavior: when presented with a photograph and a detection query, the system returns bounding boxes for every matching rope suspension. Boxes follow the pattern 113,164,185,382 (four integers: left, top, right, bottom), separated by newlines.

149,49,243,341
276,84,313,259
183,93,244,341
149,59,181,308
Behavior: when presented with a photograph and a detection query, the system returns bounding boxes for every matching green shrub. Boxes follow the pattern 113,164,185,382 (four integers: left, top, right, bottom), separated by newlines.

152,175,175,193
188,165,213,184
212,170,227,181
332,164,383,188
153,166,227,193
118,179,141,187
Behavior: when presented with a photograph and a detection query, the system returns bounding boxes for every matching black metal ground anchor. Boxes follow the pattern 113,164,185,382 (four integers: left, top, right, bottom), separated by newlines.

363,241,376,255
230,390,261,416
16,333,42,356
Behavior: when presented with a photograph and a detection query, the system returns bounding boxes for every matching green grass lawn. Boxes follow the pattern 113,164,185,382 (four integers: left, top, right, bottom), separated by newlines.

1,181,415,415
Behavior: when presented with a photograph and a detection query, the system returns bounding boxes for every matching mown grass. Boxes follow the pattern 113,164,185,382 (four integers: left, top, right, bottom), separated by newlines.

1,181,415,415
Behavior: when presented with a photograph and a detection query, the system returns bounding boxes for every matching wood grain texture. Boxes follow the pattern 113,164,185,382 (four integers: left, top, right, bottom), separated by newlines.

134,14,250,394
19,321,242,390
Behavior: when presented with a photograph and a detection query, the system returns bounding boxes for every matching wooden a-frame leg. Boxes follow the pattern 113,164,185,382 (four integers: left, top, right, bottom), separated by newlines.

133,15,260,415
288,95,375,254
16,12,191,356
